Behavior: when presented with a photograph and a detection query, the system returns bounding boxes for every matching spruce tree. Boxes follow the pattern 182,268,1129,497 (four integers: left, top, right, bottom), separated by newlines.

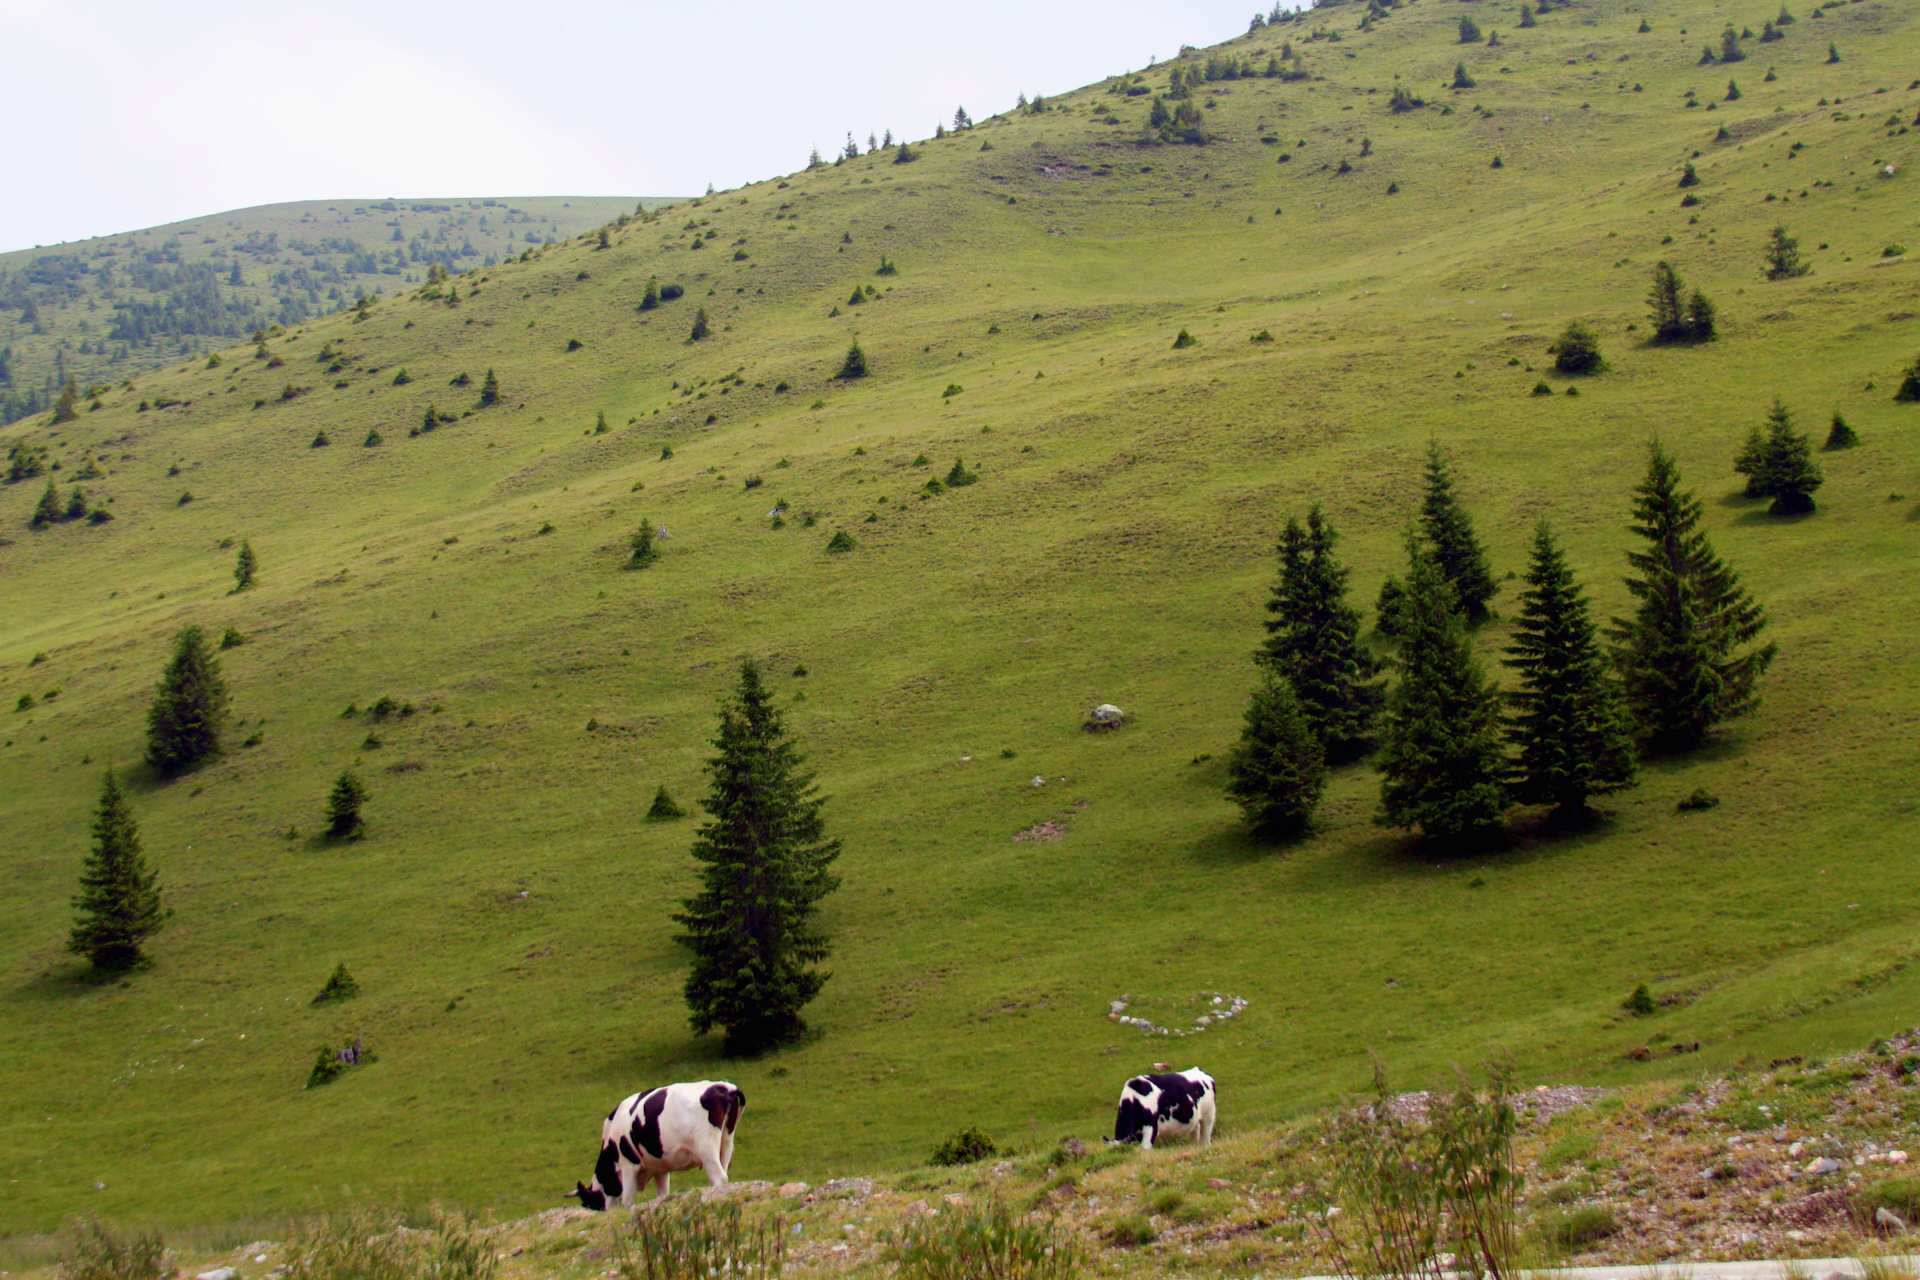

326,771,368,838
1685,288,1717,339
68,768,164,972
690,308,711,341
233,540,258,592
1260,507,1384,761
1374,536,1508,843
1749,397,1823,513
52,377,80,424
145,625,229,774
1502,523,1638,825
837,339,869,380
1420,442,1500,621
479,367,501,406
1824,411,1859,449
1893,353,1920,402
1609,442,1776,752
674,659,841,1055
1765,224,1810,279
1648,262,1686,340
641,277,660,310
30,478,61,528
1225,671,1328,839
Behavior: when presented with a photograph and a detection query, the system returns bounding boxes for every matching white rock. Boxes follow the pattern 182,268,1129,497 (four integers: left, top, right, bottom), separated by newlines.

1031,776,1046,787
1789,1141,1805,1156
1876,1207,1908,1232
197,1269,238,1280
1090,704,1123,723
1805,1156,1844,1175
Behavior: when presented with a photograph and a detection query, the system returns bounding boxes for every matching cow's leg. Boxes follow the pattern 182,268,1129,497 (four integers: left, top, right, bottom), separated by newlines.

1199,1115,1215,1147
1139,1125,1156,1152
653,1171,672,1200
700,1152,730,1187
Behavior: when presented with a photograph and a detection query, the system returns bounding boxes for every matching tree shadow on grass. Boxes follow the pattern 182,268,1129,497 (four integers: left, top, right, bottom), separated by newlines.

11,959,140,1005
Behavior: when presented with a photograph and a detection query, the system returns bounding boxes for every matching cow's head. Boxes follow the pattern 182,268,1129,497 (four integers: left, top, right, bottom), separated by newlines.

565,1181,608,1211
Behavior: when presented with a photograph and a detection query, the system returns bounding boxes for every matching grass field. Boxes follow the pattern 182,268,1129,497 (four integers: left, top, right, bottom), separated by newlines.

2,0,1918,1243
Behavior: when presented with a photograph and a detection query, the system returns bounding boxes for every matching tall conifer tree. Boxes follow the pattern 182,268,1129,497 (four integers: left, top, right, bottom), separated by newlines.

1419,442,1500,621
674,659,842,1054
1748,397,1822,514
1503,523,1638,824
1609,443,1776,751
1260,508,1383,761
145,625,229,774
68,768,164,971
1374,535,1508,843
1225,671,1329,838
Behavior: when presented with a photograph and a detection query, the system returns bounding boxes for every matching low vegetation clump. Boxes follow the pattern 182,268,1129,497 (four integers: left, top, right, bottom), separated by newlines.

59,1218,169,1280
929,1125,999,1166
312,961,360,1004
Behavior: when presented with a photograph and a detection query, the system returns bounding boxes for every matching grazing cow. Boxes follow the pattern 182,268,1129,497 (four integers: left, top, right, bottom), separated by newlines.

566,1080,745,1208
1110,1068,1216,1149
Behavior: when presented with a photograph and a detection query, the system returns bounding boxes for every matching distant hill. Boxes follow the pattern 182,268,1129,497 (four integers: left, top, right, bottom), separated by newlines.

0,196,683,423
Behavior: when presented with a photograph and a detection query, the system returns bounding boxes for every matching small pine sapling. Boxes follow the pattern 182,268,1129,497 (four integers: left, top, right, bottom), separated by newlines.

1893,352,1920,402
325,771,369,839
1171,329,1198,349
232,540,257,592
312,961,361,1004
627,521,660,568
1823,411,1858,449
646,785,686,820
836,339,869,379
826,529,857,552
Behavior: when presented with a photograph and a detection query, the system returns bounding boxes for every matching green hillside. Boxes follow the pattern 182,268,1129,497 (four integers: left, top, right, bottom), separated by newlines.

0,197,676,424
3,0,1919,1243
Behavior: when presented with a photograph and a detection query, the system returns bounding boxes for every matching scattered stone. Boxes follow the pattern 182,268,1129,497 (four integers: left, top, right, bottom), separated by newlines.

1060,1137,1088,1157
196,1269,237,1280
508,1247,524,1257
1207,1178,1232,1191
1805,1156,1844,1175
1876,1206,1909,1232
1086,704,1124,731
778,1181,810,1197
903,1199,930,1218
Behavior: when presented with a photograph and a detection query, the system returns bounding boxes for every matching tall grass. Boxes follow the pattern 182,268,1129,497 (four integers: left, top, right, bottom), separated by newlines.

608,1198,784,1280
1319,1057,1519,1280
882,1198,1078,1280
281,1208,496,1280
56,1219,167,1280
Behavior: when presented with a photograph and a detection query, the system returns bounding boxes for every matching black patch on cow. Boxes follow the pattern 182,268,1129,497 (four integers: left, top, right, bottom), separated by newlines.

617,1135,640,1164
1113,1094,1154,1144
1146,1073,1203,1125
569,1180,608,1211
700,1083,744,1133
630,1087,668,1159
593,1141,623,1203
1127,1078,1154,1097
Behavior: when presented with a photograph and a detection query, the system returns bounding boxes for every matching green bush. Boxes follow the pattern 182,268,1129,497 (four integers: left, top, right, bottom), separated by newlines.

929,1125,998,1166
1109,1215,1155,1247
826,530,857,553
1171,329,1198,349
1549,320,1604,373
1677,787,1721,811
1623,982,1656,1015
1894,353,1920,402
1144,1187,1184,1214
1531,381,1554,396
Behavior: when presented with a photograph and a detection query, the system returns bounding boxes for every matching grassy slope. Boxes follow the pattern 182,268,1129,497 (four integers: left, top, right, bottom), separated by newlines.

2,0,1919,1238
0,196,673,411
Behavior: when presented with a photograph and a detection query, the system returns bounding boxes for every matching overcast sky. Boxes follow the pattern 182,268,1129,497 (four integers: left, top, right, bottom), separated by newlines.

0,0,1264,254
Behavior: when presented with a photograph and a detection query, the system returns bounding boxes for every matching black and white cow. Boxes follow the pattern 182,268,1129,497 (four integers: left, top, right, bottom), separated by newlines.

567,1080,745,1208
1110,1068,1216,1150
